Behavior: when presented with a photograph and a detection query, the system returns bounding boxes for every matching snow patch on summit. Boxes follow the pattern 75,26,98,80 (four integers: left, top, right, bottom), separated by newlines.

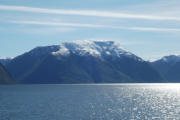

52,44,70,56
161,55,180,63
52,40,142,61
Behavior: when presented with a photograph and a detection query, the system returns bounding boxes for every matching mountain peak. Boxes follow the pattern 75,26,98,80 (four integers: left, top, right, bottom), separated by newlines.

5,39,163,84
52,40,138,59
161,55,180,63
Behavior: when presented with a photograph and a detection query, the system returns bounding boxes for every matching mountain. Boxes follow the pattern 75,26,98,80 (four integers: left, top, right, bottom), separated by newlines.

5,40,163,84
151,55,180,82
0,58,13,66
0,62,14,84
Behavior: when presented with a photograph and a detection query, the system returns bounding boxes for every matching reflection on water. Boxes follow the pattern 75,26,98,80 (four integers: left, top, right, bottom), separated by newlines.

0,84,180,120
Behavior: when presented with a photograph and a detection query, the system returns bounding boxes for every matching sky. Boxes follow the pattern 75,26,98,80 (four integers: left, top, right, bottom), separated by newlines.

1,0,180,61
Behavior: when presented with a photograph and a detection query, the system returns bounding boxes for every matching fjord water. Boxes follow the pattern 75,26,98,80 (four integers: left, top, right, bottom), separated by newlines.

0,84,180,120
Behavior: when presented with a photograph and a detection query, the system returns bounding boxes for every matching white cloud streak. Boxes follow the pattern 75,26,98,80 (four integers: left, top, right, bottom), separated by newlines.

9,20,180,32
9,20,106,28
127,27,180,32
1,5,180,21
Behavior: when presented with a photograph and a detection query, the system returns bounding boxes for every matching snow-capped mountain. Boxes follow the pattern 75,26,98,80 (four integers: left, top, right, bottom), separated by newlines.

26,40,142,60
5,40,163,84
52,40,140,59
152,55,180,82
159,55,180,64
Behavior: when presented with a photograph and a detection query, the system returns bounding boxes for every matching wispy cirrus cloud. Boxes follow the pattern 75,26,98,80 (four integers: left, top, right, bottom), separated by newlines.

9,20,180,32
9,20,106,28
128,27,180,32
1,5,180,21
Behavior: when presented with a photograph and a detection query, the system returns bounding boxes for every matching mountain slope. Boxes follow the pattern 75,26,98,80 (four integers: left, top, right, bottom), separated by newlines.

0,62,14,84
6,40,163,83
152,55,180,82
165,61,180,82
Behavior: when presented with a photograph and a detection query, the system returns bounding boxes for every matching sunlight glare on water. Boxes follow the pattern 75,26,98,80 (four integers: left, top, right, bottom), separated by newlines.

0,84,180,120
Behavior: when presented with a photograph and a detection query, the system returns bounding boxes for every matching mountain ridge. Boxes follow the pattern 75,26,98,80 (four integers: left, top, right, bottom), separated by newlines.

151,55,180,82
5,40,164,84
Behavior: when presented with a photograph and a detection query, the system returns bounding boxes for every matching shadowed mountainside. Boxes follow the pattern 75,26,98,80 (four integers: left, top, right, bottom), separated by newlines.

5,40,164,84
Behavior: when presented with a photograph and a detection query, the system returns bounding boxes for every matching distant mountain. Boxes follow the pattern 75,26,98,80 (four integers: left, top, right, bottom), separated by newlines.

0,62,14,84
5,40,163,84
0,58,13,66
151,55,180,82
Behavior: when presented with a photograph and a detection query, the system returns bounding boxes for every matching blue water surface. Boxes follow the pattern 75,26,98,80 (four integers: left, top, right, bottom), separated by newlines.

0,84,180,120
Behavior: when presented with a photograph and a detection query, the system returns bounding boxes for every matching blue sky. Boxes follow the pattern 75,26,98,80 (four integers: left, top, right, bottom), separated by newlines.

1,0,180,61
